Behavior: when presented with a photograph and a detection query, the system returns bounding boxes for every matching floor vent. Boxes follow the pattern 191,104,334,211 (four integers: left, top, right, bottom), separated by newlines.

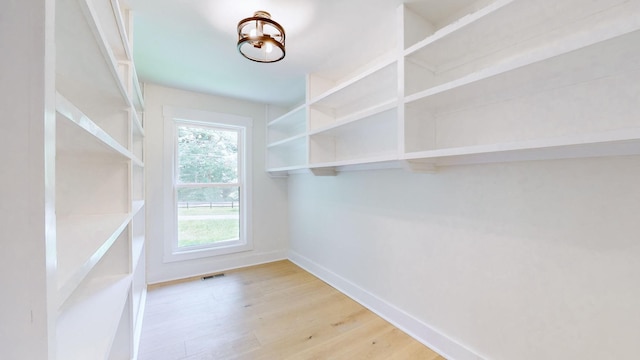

202,273,225,280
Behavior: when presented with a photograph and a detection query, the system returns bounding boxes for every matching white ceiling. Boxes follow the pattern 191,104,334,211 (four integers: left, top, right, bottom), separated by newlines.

129,0,476,107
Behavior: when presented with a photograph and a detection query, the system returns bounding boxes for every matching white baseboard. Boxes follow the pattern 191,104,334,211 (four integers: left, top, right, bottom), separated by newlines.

148,249,288,285
288,250,484,360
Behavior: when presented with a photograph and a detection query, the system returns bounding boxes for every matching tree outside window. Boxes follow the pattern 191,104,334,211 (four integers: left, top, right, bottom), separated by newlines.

175,124,241,248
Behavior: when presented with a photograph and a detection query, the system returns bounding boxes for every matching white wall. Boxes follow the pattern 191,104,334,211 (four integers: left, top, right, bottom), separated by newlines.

288,157,640,360
144,84,289,284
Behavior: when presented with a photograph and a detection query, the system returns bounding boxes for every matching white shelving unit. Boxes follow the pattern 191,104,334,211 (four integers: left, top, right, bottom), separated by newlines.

267,104,306,143
265,0,640,176
400,0,640,169
305,60,398,174
265,58,399,176
48,0,148,358
307,60,397,130
266,104,309,176
308,107,399,167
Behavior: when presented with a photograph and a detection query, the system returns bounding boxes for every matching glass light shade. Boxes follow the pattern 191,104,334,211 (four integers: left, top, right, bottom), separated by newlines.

237,11,285,63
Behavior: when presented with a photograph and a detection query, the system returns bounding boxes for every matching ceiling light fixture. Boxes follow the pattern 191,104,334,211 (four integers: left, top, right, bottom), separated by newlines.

237,11,285,63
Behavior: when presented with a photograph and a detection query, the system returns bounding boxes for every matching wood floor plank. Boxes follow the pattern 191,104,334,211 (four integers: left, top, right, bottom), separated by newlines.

183,329,261,359
233,304,379,360
288,316,391,359
138,260,445,359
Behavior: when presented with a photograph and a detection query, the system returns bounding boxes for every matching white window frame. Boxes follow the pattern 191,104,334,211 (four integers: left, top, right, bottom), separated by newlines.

163,106,253,262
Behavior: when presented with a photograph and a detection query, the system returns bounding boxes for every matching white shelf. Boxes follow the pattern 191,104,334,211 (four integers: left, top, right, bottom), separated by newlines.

266,136,308,172
267,56,400,174
308,59,397,127
267,133,307,149
310,106,396,140
265,104,306,175
405,25,640,114
267,164,309,173
56,0,131,115
310,154,399,169
267,105,306,145
309,57,397,104
403,128,640,167
403,0,636,95
56,92,136,161
92,0,131,63
267,103,306,127
110,0,134,62
57,274,132,360
57,212,131,303
404,0,514,54
309,116,398,165
309,100,397,136
265,0,640,176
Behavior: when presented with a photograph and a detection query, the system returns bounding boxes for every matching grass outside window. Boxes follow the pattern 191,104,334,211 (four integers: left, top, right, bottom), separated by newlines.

177,206,240,247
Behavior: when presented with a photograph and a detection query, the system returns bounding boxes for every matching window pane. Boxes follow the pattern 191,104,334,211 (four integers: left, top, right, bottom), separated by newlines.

177,125,238,184
177,187,240,248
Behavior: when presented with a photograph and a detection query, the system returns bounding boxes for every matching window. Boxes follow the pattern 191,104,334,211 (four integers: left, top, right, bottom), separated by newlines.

163,107,252,262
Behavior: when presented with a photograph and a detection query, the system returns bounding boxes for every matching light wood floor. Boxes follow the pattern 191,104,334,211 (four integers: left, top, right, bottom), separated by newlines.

138,260,445,360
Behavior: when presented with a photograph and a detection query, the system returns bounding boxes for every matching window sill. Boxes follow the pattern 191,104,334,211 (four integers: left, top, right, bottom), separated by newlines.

163,241,253,263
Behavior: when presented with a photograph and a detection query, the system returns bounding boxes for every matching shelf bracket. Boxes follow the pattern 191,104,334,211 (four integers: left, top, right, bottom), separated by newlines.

310,167,337,176
402,160,437,174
